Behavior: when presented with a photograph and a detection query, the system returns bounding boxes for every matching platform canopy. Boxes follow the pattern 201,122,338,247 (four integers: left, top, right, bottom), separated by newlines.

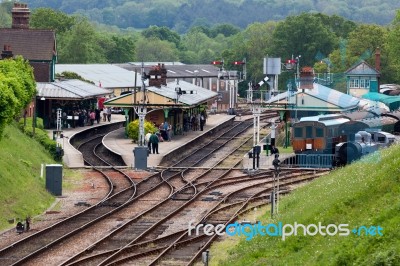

266,83,360,112
362,92,400,111
104,80,218,108
55,64,142,88
36,79,112,100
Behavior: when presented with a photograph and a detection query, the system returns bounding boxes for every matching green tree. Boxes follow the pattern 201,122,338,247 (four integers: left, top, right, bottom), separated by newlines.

386,10,400,83
106,35,136,63
210,23,241,37
270,13,337,67
0,57,36,139
134,37,179,62
222,21,276,83
0,1,12,27
57,17,107,63
329,24,387,73
30,8,76,33
141,26,181,49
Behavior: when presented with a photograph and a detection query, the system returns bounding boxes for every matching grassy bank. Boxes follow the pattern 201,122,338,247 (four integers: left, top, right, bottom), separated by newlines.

211,144,400,265
0,123,56,230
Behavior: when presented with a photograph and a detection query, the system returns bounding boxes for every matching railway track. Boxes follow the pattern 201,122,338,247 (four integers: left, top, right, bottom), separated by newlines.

0,112,332,265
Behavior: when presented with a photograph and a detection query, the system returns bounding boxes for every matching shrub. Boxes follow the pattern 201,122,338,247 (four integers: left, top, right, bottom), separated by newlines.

127,119,157,142
17,118,59,161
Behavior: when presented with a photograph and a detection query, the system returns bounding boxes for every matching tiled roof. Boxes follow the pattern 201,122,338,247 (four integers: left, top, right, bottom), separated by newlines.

345,60,380,76
0,28,56,60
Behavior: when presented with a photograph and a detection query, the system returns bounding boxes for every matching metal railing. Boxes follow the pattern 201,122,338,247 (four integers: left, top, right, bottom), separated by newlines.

282,154,335,168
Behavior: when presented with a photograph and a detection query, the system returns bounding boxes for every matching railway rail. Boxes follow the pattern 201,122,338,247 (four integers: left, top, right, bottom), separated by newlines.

0,112,332,266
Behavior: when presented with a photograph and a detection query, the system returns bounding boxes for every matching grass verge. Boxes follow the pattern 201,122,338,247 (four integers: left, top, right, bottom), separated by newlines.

0,123,56,230
212,144,400,266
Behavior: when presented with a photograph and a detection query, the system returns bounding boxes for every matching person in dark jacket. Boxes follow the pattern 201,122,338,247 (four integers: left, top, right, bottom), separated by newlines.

271,145,279,155
149,132,159,154
95,109,101,124
272,154,280,174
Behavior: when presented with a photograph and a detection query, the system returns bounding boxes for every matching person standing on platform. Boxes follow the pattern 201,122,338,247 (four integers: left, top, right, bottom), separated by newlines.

145,132,152,153
150,132,159,154
270,122,277,147
163,121,170,141
95,109,101,124
89,110,95,125
107,107,112,122
103,107,108,122
200,112,206,131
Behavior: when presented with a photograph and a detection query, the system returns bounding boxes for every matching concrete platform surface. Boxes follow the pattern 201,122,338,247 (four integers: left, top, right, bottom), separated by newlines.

50,113,236,168
103,114,236,168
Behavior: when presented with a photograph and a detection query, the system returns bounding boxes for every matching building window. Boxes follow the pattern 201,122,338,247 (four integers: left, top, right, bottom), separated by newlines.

365,79,370,88
359,79,365,88
354,79,359,88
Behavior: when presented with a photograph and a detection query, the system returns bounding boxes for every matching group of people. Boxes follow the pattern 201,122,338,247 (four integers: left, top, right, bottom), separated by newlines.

62,108,112,128
183,111,207,132
159,121,172,141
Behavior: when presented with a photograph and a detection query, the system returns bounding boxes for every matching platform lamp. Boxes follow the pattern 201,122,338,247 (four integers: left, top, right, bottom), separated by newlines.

32,94,45,135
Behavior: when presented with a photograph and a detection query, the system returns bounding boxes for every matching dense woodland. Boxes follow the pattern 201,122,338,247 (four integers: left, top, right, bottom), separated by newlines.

16,0,400,31
0,1,400,95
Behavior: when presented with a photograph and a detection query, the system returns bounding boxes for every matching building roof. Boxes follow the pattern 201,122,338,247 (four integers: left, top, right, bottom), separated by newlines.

267,83,360,111
0,28,56,60
362,92,400,111
104,80,217,108
116,63,222,79
55,64,143,88
345,60,380,76
36,79,112,100
147,80,218,105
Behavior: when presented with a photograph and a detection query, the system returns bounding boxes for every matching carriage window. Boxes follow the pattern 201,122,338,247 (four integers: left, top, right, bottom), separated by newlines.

377,136,386,142
316,128,323,137
306,126,313,138
294,128,303,138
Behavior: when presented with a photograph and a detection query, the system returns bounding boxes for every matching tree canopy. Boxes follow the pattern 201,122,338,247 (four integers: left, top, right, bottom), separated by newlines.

24,0,399,32
0,57,36,139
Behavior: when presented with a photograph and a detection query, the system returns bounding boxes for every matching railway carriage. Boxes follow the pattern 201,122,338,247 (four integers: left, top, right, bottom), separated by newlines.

291,112,396,166
291,114,368,154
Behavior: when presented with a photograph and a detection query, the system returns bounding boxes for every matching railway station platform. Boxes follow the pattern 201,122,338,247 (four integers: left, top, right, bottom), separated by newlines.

104,114,236,168
50,113,236,169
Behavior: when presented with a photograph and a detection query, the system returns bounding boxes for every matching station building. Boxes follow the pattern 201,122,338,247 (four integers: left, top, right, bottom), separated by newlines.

103,64,218,135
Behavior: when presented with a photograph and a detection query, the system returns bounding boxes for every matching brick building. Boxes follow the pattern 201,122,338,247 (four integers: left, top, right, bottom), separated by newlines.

0,3,57,82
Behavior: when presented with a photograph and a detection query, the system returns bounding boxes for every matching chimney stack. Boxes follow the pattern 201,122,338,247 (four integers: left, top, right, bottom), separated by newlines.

375,47,381,93
375,47,381,72
12,3,30,29
1,45,13,59
148,63,167,88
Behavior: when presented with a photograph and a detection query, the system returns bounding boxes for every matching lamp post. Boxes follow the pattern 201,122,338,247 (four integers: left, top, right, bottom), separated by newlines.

133,62,149,170
32,96,37,135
